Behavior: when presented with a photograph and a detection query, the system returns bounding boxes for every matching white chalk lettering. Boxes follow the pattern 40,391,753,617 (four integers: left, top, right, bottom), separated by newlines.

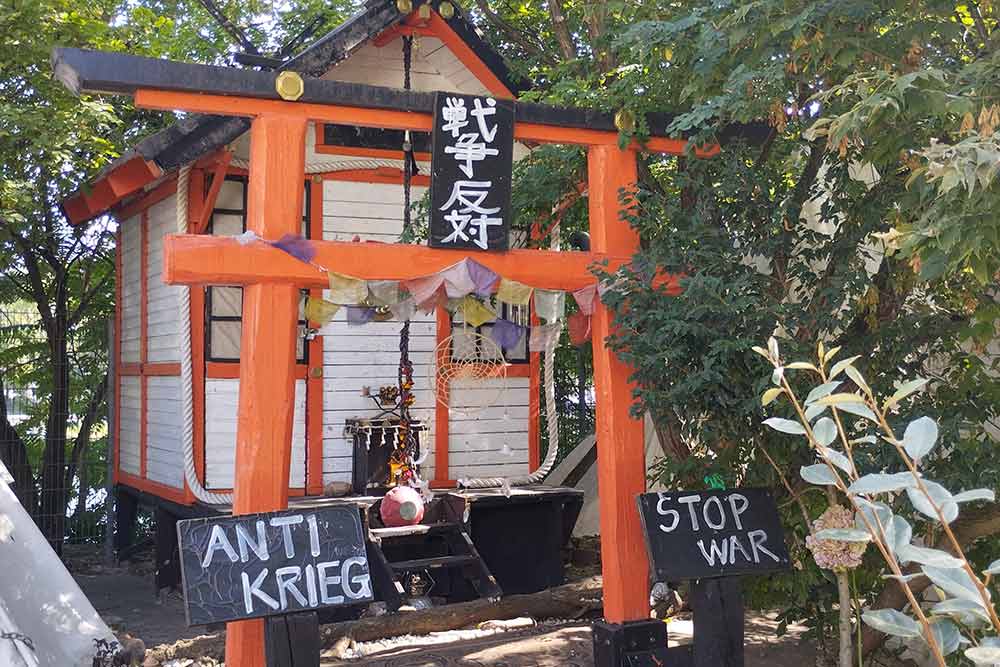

307,514,321,558
748,529,780,563
656,494,679,533
275,566,308,610
703,496,726,530
342,557,372,600
317,560,344,605
730,535,752,563
235,520,269,563
727,493,749,530
241,568,279,614
202,524,239,567
696,538,729,566
269,514,303,559
678,495,702,531
305,564,319,607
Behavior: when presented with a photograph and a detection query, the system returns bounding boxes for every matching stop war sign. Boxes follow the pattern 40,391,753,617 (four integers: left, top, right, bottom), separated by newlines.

636,488,791,580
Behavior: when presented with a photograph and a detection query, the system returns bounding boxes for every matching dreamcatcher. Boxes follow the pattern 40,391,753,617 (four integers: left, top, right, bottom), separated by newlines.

431,331,507,416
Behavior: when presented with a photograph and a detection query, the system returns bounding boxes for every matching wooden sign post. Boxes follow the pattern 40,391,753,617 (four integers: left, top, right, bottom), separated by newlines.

621,488,791,667
177,506,373,666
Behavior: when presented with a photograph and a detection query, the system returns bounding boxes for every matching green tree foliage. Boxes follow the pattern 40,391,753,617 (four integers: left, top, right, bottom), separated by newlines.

0,0,355,549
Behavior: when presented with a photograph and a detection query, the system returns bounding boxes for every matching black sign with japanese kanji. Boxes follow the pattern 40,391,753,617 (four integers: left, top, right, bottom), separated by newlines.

429,92,515,252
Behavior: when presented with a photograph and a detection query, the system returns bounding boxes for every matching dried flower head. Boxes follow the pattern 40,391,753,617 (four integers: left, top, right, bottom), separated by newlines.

806,505,867,571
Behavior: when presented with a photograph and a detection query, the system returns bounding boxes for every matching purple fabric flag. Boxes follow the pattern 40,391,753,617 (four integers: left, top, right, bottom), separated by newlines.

441,260,476,298
270,233,316,263
466,259,499,296
346,306,376,326
490,318,526,351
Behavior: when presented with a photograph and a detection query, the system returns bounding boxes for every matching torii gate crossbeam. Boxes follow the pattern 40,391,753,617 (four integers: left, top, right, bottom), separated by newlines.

51,47,714,666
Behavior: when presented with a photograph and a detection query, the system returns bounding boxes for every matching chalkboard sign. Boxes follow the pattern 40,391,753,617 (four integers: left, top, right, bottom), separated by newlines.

177,506,372,626
636,488,790,581
429,92,514,252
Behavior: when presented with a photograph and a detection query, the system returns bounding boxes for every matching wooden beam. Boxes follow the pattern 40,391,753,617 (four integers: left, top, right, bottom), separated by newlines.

587,145,650,624
162,234,630,291
193,151,232,233
224,113,307,666
52,47,769,148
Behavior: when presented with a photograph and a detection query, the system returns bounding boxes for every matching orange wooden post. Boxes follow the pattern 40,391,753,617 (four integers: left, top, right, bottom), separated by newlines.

224,113,307,667
587,144,649,623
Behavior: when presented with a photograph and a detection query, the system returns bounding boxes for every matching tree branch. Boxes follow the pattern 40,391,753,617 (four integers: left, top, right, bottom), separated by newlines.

473,0,552,63
68,270,112,329
546,0,576,61
196,0,260,55
64,374,108,496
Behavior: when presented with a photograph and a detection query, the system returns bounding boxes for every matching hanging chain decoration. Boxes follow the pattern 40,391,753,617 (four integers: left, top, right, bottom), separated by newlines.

392,34,418,486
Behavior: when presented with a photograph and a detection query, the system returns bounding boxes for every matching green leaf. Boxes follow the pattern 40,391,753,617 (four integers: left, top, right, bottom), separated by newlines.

952,489,995,504
903,416,938,460
814,393,866,406
763,417,806,435
761,387,784,406
861,609,922,638
984,559,1000,576
885,378,929,410
812,417,837,446
848,472,917,495
785,361,817,371
829,355,861,380
888,515,912,554
836,401,880,422
814,528,871,542
897,543,964,568
907,481,959,523
844,364,871,396
965,645,1000,665
931,598,991,625
928,618,964,656
823,345,842,362
800,464,838,486
922,565,989,607
804,381,842,405
823,448,853,474
804,403,828,421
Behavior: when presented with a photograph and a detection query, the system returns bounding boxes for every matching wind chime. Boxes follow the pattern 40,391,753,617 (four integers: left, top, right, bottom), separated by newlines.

389,35,419,486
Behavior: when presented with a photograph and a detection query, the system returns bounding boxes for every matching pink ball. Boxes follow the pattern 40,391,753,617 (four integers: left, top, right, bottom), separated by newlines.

380,485,425,527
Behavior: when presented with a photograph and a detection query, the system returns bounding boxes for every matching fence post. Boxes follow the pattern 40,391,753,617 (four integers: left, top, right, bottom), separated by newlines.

104,318,115,567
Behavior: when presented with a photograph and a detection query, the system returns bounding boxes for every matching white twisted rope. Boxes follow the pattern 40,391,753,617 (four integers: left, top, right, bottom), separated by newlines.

228,156,429,174
176,165,233,505
458,225,562,490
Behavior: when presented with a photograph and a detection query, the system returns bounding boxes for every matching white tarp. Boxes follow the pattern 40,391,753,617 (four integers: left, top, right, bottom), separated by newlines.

0,462,117,666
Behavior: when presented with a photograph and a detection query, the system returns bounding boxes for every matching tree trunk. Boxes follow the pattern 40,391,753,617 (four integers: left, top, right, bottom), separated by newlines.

321,576,604,647
0,375,37,511
39,308,71,553
837,571,852,667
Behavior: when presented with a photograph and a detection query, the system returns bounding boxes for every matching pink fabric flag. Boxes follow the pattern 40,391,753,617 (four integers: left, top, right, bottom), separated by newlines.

404,274,445,305
572,284,598,315
441,260,476,298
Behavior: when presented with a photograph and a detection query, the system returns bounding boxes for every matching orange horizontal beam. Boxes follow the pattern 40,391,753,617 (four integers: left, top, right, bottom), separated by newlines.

134,89,695,154
162,234,626,291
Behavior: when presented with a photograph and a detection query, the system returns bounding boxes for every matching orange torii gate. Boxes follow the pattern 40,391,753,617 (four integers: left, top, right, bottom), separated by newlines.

52,47,734,666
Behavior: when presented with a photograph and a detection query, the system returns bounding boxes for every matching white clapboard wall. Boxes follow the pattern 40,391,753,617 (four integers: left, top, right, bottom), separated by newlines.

320,179,531,483
120,214,141,364
146,196,182,363
205,379,307,489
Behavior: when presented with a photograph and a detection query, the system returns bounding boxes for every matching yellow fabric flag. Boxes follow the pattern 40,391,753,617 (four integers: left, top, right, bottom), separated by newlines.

327,272,367,305
460,296,497,327
496,278,533,306
304,297,340,326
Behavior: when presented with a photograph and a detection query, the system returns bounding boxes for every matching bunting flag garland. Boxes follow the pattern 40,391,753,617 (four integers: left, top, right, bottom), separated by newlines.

304,297,340,326
368,280,400,306
259,233,615,349
271,233,316,263
346,305,376,325
328,272,368,305
497,278,533,306
533,289,565,323
441,261,476,298
404,274,445,305
466,259,499,296
459,296,497,327
529,322,561,352
568,311,592,346
490,318,526,351
572,284,598,315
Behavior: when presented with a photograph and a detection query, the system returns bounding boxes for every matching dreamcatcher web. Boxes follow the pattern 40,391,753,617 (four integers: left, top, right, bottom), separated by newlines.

430,329,508,417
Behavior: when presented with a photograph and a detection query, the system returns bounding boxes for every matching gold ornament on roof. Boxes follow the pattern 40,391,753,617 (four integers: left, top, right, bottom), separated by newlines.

438,1,455,19
275,71,304,101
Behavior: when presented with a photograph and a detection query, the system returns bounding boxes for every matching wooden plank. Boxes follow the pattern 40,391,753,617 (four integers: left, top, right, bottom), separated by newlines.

51,47,767,147
163,234,628,291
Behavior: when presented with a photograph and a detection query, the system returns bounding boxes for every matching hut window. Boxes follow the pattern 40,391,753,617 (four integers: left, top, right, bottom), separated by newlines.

205,175,311,363
451,300,529,364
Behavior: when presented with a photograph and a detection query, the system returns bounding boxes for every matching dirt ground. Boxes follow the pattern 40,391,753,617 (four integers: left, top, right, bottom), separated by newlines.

73,562,818,666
